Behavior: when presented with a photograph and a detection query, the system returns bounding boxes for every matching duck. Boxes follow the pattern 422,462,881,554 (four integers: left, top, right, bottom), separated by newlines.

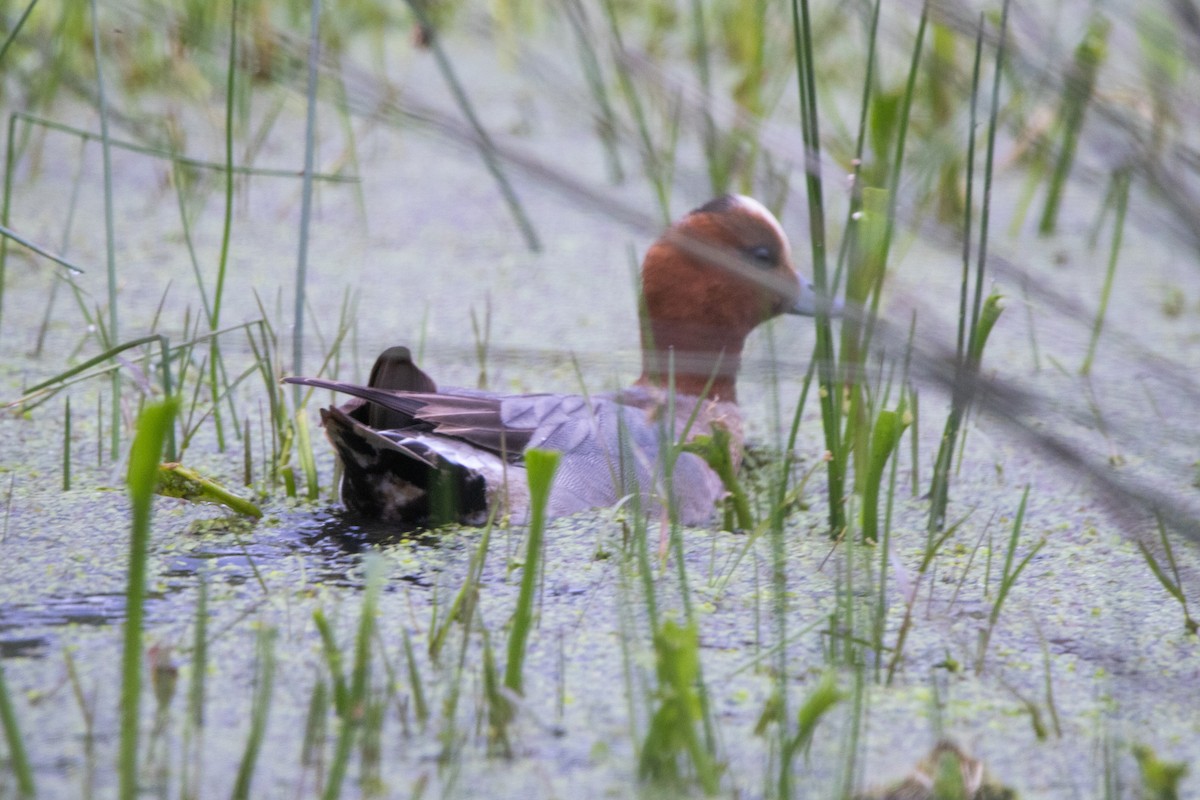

285,194,836,527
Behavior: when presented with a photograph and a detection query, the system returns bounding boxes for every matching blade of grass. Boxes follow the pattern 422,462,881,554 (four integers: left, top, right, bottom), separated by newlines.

402,629,429,726
323,554,383,800
89,0,121,460
401,0,540,251
181,572,208,800
504,448,559,695
976,485,1045,673
62,395,71,491
790,0,842,535
0,660,35,798
780,670,842,780
1135,513,1199,634
0,0,39,68
292,0,319,397
230,625,277,800
8,111,356,182
1080,166,1130,375
0,221,87,275
1038,16,1110,234
120,397,179,800
861,406,907,542
928,5,1008,531
560,0,623,184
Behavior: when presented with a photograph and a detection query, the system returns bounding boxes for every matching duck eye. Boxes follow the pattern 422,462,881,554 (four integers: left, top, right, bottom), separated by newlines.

748,246,774,267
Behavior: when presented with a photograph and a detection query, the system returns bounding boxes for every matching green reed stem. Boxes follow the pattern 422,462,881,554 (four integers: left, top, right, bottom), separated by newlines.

314,610,349,717
214,0,237,329
14,333,176,459
181,573,208,800
230,626,277,800
0,221,86,275
402,0,540,252
1136,513,1198,635
0,0,38,68
602,1,667,221
1080,167,1130,375
0,660,35,797
120,397,179,800
561,0,623,184
10,112,356,182
61,395,71,491
929,6,1007,531
1038,16,1109,235
323,554,383,800
791,0,842,535
89,0,120,460
976,486,1042,672
402,630,429,725
505,449,559,695
292,0,319,396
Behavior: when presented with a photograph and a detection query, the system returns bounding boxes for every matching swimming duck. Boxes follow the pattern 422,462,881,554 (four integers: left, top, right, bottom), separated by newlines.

286,194,835,527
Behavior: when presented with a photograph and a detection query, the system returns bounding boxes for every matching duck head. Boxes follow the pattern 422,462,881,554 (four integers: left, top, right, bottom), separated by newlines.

638,194,826,402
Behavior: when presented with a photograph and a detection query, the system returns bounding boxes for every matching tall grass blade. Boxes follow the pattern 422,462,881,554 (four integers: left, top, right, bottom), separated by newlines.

1038,16,1110,235
230,626,277,800
0,660,35,797
214,0,238,331
861,406,907,542
976,486,1044,672
504,448,559,694
561,0,623,183
780,670,842,784
601,0,672,222
402,630,429,725
181,573,208,800
402,0,540,251
292,0,319,394
0,222,87,275
62,395,71,491
637,619,719,794
1080,167,1130,375
120,397,179,800
314,610,349,717
0,0,38,68
928,5,1008,531
1135,514,1199,634
323,554,383,800
89,0,121,459
790,0,843,535
294,407,320,500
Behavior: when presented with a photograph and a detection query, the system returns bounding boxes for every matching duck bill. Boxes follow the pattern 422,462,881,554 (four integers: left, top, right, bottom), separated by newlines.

788,278,843,317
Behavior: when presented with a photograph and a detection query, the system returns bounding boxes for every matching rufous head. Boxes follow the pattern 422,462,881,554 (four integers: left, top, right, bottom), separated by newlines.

639,195,823,402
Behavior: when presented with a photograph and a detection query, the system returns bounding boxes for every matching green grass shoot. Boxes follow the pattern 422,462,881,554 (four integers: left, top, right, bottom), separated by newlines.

861,404,909,543
323,553,383,800
1080,167,1131,375
637,618,719,794
0,660,35,798
504,448,559,695
1038,16,1110,235
975,486,1045,673
120,397,180,800
1136,513,1199,635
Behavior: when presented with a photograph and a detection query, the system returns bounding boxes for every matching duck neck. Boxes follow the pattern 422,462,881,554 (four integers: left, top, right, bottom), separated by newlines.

638,321,742,403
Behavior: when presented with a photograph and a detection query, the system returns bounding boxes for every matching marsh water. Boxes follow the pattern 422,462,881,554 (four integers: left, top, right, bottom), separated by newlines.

2,2,1199,798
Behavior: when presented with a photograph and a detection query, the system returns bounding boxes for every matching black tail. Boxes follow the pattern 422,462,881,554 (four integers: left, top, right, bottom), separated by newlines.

321,407,488,526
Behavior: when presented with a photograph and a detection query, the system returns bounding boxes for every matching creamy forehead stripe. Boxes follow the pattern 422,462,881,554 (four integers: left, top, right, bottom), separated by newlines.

731,194,791,258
